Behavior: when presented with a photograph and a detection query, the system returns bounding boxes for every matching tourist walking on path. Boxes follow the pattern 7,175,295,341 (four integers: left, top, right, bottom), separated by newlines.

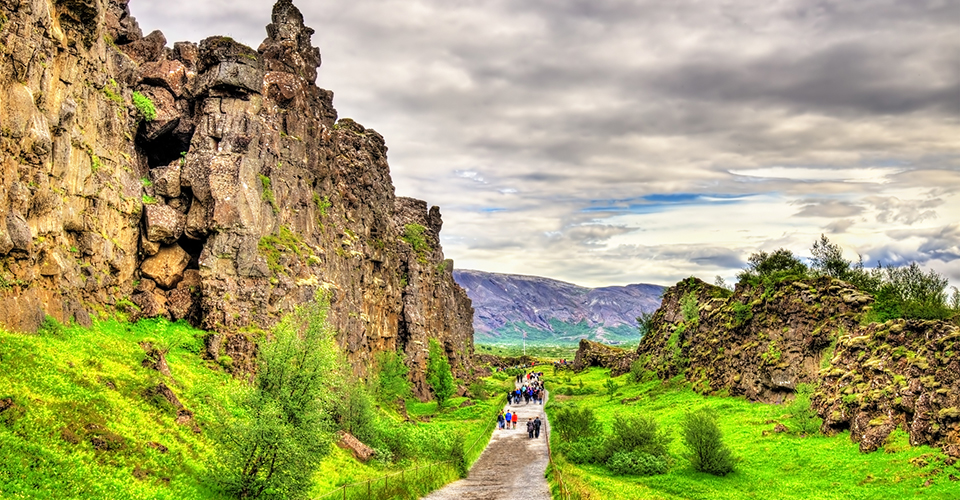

497,410,505,430
512,411,518,429
534,416,542,438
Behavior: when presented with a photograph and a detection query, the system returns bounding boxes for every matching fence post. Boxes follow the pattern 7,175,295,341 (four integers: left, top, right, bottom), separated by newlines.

342,484,345,500
367,479,370,498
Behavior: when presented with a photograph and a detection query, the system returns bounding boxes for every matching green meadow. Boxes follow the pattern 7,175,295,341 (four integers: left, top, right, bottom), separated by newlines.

0,318,504,499
545,367,960,500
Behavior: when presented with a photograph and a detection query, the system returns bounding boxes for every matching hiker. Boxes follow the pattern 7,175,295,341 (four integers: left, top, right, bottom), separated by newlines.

505,410,512,429
497,410,505,430
527,418,534,438
534,416,542,438
512,411,518,429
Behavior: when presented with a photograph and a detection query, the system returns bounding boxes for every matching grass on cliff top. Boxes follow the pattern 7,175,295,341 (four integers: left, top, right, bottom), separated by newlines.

546,367,960,500
0,319,507,500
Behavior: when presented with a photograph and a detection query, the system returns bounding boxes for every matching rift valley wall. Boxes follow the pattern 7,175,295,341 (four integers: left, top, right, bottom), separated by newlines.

0,0,474,396
635,277,960,456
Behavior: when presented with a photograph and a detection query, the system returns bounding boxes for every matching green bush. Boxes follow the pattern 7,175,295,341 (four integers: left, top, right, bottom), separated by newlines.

681,292,699,322
680,408,736,476
559,435,607,464
604,413,672,460
212,294,338,499
786,384,822,436
373,350,411,403
553,406,602,443
737,248,808,285
426,339,455,408
132,91,157,121
606,451,668,476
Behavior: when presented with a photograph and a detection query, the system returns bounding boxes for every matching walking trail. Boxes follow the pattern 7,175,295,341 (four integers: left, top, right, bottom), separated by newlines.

422,379,551,500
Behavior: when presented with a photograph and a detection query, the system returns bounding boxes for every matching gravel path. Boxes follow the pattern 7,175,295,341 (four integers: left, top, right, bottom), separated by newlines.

422,384,551,500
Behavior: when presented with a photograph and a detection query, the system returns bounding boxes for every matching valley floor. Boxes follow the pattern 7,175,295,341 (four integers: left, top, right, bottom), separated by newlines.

545,367,960,500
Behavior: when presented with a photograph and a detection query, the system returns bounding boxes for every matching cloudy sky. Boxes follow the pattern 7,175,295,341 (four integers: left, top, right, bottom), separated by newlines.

130,0,960,289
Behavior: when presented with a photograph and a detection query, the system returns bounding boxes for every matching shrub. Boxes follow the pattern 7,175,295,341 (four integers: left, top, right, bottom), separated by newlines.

606,451,668,476
426,339,455,408
605,413,672,460
374,350,411,403
553,406,602,443
132,91,157,121
729,301,753,328
810,234,851,279
560,435,607,464
212,294,339,499
786,383,822,436
737,248,807,285
680,408,736,476
637,311,655,338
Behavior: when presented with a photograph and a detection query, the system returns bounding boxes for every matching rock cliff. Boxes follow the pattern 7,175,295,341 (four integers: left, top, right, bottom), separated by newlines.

636,276,960,455
0,0,474,397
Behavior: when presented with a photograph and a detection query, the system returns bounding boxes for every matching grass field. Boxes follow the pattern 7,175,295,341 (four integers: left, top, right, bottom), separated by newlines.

545,367,960,500
0,318,506,499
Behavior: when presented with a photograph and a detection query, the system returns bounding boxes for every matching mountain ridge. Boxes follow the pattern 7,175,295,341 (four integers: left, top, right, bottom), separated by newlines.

453,269,664,345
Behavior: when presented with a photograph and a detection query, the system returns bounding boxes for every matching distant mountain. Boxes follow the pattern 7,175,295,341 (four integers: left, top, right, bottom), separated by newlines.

453,269,664,346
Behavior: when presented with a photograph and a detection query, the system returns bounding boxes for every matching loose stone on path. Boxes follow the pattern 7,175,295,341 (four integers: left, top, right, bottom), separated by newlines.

422,388,550,500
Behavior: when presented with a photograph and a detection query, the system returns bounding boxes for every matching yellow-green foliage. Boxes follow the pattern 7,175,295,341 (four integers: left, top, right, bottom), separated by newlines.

258,225,310,274
132,91,157,122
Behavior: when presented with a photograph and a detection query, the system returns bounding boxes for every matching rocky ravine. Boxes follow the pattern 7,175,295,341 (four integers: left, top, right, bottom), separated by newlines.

0,0,474,397
634,276,960,456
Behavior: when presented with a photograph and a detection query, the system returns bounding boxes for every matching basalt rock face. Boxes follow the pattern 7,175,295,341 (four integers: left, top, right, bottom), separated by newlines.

0,0,474,392
637,275,960,454
635,277,872,402
812,320,960,455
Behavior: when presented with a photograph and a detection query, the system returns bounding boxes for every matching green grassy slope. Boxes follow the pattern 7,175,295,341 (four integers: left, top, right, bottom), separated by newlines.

0,320,505,500
546,368,960,500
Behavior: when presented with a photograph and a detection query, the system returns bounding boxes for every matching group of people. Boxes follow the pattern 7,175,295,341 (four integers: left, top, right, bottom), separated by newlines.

496,411,543,439
509,372,544,405
496,369,546,440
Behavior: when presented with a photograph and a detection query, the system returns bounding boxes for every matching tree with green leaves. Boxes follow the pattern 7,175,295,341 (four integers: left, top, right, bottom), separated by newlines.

373,350,412,404
214,295,340,500
737,248,808,284
810,234,851,279
426,338,455,408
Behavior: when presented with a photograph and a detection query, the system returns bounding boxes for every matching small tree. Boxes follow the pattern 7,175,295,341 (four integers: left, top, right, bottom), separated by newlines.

737,248,807,284
214,294,339,499
810,234,851,279
680,408,735,476
374,350,411,403
426,339,455,408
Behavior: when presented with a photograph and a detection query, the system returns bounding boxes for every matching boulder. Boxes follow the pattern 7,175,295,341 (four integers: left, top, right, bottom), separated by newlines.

138,60,189,97
140,244,190,289
335,431,374,462
144,204,185,245
150,162,182,198
120,30,167,65
138,87,181,142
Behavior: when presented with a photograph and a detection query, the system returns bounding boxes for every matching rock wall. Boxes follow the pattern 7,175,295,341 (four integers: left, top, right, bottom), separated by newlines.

636,275,960,455
0,0,475,394
635,276,872,402
813,319,960,454
572,339,636,377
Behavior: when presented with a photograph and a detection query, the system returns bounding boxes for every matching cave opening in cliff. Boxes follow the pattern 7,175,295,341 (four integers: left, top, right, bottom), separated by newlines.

137,126,193,169
177,235,204,270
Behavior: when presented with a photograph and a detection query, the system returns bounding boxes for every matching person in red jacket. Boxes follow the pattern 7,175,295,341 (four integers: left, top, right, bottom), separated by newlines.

512,411,518,429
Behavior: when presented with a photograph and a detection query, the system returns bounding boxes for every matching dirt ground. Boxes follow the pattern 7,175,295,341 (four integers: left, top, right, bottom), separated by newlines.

422,386,551,500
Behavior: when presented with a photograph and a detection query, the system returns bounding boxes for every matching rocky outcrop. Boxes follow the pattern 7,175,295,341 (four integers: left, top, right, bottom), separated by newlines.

813,320,960,455
637,275,960,454
572,339,636,376
0,0,475,394
635,277,872,402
